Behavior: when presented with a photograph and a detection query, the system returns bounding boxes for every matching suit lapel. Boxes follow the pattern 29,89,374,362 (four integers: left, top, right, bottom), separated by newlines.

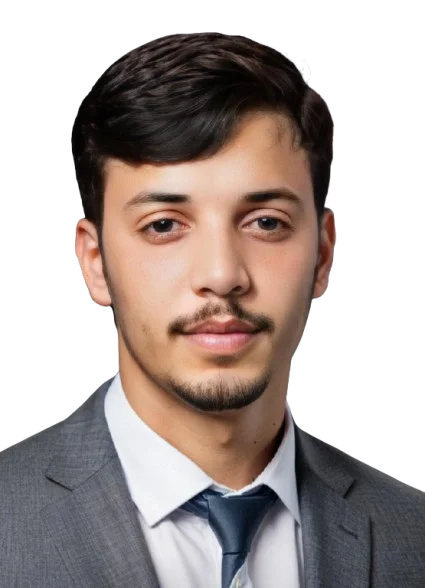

40,378,160,588
294,424,371,588
39,376,372,587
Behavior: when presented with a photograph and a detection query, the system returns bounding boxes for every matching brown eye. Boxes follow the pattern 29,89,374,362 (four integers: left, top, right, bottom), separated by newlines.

139,215,292,243
140,217,184,238
145,219,177,233
256,217,282,231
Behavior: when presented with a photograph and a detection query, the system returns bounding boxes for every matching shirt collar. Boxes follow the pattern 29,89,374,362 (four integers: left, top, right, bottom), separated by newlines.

104,372,300,527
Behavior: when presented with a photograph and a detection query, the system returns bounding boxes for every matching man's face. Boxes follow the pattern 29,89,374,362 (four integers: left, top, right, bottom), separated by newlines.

78,111,335,413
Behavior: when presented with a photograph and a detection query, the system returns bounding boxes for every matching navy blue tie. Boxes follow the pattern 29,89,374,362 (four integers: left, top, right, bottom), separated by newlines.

180,485,278,588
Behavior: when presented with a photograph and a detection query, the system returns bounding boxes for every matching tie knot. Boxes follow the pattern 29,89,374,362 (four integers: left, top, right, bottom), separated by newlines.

203,485,278,554
180,484,278,588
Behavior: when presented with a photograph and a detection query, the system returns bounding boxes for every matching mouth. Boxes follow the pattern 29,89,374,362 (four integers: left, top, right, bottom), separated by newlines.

183,331,262,353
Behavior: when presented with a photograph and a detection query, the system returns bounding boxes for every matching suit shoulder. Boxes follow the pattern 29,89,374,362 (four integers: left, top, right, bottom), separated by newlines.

0,418,68,513
296,427,425,514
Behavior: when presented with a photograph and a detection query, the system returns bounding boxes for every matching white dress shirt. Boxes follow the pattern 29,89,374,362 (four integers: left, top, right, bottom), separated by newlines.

104,372,304,588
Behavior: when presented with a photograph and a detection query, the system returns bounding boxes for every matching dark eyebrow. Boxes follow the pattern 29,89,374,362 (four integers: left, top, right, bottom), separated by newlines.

123,188,304,212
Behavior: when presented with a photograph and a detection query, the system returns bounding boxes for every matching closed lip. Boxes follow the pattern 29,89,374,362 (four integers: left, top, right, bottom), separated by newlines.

184,319,259,335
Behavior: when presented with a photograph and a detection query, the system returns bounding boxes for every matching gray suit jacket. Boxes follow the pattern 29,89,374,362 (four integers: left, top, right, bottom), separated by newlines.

1,377,424,587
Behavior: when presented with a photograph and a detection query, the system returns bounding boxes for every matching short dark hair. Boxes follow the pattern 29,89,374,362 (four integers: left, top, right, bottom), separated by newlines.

72,32,333,254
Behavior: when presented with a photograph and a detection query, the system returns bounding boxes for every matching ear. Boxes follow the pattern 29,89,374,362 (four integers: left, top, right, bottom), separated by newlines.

75,218,112,307
312,208,336,299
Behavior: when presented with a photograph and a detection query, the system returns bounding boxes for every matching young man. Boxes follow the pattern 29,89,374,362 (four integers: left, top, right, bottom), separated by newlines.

1,32,424,588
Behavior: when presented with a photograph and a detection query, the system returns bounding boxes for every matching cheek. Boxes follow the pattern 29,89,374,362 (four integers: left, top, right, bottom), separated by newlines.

253,240,314,293
119,251,186,312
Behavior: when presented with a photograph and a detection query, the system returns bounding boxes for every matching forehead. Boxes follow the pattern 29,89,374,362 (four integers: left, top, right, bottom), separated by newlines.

104,111,313,211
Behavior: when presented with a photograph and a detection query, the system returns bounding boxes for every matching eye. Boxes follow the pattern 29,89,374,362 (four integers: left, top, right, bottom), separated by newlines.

139,216,292,241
